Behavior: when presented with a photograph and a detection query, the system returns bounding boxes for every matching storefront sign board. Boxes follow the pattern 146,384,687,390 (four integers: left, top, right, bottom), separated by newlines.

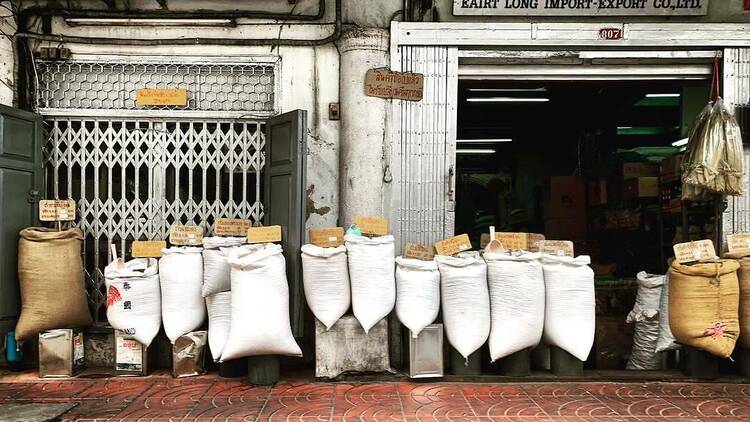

403,243,437,260
136,88,187,106
435,234,472,256
539,240,574,257
365,69,424,102
309,227,345,247
355,216,389,236
170,225,204,246
39,199,76,221
453,0,709,16
673,239,717,264
247,225,282,244
131,240,167,258
214,218,252,237
727,233,750,255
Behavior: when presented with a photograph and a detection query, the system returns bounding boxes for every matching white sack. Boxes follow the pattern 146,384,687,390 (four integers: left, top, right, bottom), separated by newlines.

206,291,231,362
220,244,302,360
104,258,161,347
485,251,545,362
345,235,396,334
655,272,681,352
300,244,350,330
627,272,665,370
395,257,440,338
160,247,205,343
436,251,490,360
542,254,595,362
201,237,246,297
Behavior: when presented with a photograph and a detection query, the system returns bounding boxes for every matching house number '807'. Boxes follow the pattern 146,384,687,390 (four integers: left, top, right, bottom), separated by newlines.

599,27,623,40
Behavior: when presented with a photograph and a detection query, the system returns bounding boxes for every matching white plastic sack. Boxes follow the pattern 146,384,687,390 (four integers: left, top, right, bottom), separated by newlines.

542,255,595,362
656,272,681,352
201,237,246,297
220,244,302,360
627,272,665,370
160,247,205,343
206,292,231,362
301,244,350,330
485,251,545,362
345,235,396,334
104,258,161,347
436,251,490,361
395,257,440,338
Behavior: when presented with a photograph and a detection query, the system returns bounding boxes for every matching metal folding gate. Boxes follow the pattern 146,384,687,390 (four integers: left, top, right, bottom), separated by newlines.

37,56,276,322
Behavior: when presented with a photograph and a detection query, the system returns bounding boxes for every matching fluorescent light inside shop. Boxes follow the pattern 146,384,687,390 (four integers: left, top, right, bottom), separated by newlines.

456,149,496,154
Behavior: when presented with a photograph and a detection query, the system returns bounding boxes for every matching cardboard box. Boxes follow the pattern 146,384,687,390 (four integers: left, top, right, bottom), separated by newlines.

546,218,587,240
588,179,607,206
549,176,586,219
624,177,659,199
38,329,85,378
622,162,658,180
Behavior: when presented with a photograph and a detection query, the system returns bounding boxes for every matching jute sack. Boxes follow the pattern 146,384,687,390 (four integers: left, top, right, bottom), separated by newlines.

669,259,740,358
723,253,750,349
16,228,92,341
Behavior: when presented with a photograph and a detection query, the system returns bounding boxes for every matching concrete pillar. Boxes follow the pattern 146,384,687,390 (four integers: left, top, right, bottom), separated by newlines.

337,27,389,226
0,2,15,106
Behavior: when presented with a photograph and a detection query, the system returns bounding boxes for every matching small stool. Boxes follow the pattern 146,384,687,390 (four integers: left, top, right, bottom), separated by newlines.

219,358,248,378
450,348,481,376
247,355,280,385
498,349,531,377
680,346,719,379
550,347,583,376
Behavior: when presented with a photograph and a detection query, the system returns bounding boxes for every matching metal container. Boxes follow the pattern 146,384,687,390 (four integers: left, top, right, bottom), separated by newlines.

38,329,84,378
172,331,207,378
114,330,149,376
409,324,444,378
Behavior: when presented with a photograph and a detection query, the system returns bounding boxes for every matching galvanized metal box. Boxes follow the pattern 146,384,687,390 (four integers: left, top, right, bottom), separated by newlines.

114,330,150,376
409,324,444,378
172,331,207,378
38,329,85,378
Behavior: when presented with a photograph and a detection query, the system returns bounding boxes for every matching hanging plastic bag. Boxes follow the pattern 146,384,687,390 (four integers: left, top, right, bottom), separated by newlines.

105,258,161,347
682,58,744,199
626,272,665,370
300,244,351,330
201,237,246,297
395,257,440,338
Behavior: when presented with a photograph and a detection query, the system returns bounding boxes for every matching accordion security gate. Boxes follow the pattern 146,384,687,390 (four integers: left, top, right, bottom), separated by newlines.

38,57,274,323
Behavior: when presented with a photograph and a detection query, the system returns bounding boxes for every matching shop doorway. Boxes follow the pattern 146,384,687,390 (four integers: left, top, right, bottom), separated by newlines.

455,78,718,370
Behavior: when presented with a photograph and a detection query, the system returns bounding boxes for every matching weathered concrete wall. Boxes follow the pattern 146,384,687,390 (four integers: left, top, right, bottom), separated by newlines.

0,1,15,106
315,316,392,378
431,0,750,22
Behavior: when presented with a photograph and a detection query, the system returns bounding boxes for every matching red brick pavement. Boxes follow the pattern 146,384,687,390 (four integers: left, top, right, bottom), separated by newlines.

2,372,750,421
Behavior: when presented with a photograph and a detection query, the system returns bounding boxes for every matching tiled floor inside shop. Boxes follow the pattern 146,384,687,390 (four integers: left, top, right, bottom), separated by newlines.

2,372,750,421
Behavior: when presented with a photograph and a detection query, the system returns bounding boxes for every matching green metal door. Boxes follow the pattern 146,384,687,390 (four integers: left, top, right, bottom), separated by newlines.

0,105,43,333
264,110,307,337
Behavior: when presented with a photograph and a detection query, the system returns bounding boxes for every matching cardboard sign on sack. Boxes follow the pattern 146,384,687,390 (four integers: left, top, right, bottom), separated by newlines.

527,233,546,252
170,225,204,246
39,199,76,221
539,240,574,257
131,240,167,258
355,216,389,236
309,227,345,248
403,243,436,261
214,218,252,237
435,234,472,256
673,239,717,264
247,225,282,244
480,232,527,250
727,233,750,255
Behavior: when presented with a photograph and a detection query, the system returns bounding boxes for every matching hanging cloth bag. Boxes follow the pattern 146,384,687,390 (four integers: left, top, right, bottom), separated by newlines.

206,291,232,362
105,257,161,347
626,272,665,370
726,253,750,349
301,244,351,330
395,256,440,338
345,235,396,334
160,247,205,343
201,236,246,297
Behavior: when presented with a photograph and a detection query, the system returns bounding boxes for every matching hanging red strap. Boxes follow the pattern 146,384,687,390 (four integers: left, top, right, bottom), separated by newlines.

710,55,721,101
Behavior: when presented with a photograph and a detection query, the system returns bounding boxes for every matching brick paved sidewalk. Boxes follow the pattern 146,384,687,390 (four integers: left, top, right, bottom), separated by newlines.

2,372,750,421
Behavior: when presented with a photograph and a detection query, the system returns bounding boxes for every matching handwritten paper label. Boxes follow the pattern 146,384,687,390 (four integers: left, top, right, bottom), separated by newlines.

309,227,344,248
527,233,546,253
169,225,204,246
435,234,472,256
131,240,166,258
355,216,389,236
214,218,251,237
673,239,717,264
247,225,282,244
39,199,76,221
136,88,187,106
540,240,574,257
403,243,436,261
727,233,750,255
365,69,424,101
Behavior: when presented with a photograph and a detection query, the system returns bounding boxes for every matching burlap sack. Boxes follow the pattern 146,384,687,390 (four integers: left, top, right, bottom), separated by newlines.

668,259,740,358
15,228,92,341
724,253,750,349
